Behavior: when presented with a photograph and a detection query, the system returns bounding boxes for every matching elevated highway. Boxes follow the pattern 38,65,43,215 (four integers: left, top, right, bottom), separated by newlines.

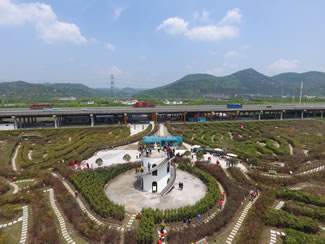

0,103,324,129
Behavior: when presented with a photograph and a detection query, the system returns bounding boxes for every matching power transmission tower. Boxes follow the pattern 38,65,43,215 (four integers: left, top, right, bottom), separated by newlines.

299,82,303,104
111,74,116,98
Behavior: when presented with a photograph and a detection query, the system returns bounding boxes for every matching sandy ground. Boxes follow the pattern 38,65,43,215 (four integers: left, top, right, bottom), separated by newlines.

105,169,207,212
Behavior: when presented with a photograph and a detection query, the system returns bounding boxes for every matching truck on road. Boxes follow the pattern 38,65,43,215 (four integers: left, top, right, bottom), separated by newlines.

227,103,242,109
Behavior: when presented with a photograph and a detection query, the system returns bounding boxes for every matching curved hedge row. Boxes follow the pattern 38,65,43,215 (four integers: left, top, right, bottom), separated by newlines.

263,209,318,234
276,189,325,207
284,229,325,244
283,201,325,222
70,163,137,220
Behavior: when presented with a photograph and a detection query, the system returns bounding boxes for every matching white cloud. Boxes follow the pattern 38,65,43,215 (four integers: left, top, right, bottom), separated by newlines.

193,9,211,23
224,50,239,58
156,17,189,34
138,56,147,61
220,8,241,24
185,25,238,41
157,8,241,41
109,65,122,75
113,7,125,20
267,59,298,72
105,42,116,51
0,0,87,44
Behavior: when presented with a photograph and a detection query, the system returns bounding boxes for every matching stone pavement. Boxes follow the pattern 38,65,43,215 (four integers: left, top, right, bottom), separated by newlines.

9,182,19,194
45,188,75,244
226,195,259,244
20,206,28,244
0,214,23,229
274,201,285,210
269,229,286,244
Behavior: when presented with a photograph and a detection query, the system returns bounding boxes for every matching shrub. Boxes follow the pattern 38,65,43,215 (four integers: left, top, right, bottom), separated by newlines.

137,208,155,244
263,209,318,234
123,154,131,162
283,201,325,222
283,229,325,244
276,189,325,207
96,158,103,167
70,163,138,220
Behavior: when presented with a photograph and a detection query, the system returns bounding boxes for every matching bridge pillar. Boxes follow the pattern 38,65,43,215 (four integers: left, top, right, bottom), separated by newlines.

53,115,58,128
18,117,22,128
183,113,186,122
321,111,323,118
258,113,261,120
301,111,304,119
27,117,31,124
12,116,17,130
90,114,94,127
280,112,283,120
123,113,127,125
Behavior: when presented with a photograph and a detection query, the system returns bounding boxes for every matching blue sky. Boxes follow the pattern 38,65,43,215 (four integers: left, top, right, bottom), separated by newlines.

0,0,324,88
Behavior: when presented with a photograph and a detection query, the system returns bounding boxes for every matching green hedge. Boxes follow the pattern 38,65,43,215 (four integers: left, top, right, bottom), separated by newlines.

284,229,325,244
70,163,137,220
276,190,325,207
283,201,325,222
137,208,156,244
263,209,318,233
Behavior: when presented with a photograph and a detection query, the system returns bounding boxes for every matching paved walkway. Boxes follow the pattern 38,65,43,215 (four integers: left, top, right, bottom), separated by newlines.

274,201,285,210
11,144,20,171
226,195,259,244
9,182,19,194
0,214,23,229
269,229,286,244
46,188,75,244
261,164,325,178
20,206,28,244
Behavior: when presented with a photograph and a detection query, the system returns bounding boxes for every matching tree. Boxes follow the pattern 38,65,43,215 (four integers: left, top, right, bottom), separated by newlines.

95,158,103,167
184,151,191,157
230,157,238,167
123,154,131,162
197,151,204,161
250,157,258,166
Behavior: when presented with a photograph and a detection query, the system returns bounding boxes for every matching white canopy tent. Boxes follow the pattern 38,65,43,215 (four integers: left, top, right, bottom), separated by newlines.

226,153,238,158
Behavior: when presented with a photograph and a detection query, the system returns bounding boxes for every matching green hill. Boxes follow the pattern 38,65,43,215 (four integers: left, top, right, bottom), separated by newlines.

136,68,325,98
273,71,325,97
136,68,282,98
0,81,142,101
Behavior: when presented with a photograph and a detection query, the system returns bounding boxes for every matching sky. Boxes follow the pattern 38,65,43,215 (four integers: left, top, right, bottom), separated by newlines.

0,0,324,88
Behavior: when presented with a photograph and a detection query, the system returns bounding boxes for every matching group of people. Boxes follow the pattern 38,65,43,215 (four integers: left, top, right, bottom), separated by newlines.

250,189,259,201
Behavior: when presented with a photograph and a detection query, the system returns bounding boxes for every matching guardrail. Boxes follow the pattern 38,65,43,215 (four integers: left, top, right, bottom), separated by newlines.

160,165,176,196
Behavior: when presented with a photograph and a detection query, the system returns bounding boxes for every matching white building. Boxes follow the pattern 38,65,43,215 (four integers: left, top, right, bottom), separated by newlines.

140,150,175,194
164,100,183,105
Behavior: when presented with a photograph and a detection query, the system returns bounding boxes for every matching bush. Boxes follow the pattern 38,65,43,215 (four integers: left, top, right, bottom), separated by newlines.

276,189,325,207
70,163,138,220
137,208,156,244
283,201,325,222
263,209,318,234
167,163,248,244
284,229,325,244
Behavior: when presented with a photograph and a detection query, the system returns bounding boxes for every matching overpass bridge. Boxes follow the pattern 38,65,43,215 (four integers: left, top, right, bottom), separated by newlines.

0,104,324,129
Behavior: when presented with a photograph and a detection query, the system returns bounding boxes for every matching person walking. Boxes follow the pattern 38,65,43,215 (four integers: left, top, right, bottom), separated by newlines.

148,162,151,171
197,214,201,222
141,165,144,173
222,192,225,200
219,199,223,209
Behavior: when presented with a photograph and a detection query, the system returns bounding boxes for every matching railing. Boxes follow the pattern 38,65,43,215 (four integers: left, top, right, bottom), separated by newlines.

141,157,173,176
160,166,176,196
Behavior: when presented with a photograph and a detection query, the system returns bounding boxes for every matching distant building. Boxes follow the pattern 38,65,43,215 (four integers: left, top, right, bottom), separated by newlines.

164,100,183,105
58,97,76,101
87,101,95,105
119,100,137,105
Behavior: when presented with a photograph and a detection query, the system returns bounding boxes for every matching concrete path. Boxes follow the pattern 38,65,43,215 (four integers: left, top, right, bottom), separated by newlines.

9,182,19,194
129,124,150,136
226,195,259,244
20,206,28,244
274,201,285,210
261,164,325,178
46,188,75,244
0,215,23,229
11,144,20,171
55,174,103,226
269,229,286,244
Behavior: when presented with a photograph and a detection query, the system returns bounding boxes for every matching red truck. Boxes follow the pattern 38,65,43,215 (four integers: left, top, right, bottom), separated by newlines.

29,104,52,109
133,102,155,108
